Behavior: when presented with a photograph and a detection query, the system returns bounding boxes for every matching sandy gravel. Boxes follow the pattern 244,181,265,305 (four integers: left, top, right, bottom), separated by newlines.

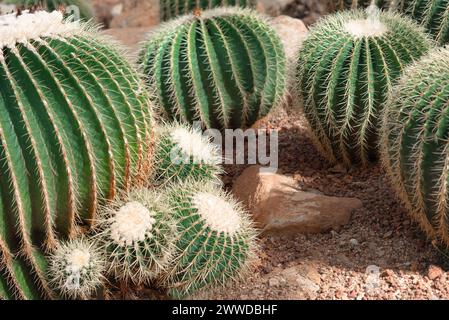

192,109,449,300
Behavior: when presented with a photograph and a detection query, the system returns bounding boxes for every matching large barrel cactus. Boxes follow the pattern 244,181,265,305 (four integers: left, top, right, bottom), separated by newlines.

296,9,432,166
140,7,286,130
394,0,449,45
5,0,93,20
381,47,449,245
0,10,152,299
163,180,258,298
160,0,257,22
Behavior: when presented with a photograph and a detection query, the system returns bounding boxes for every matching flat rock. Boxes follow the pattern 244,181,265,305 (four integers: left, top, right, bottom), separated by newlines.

233,166,362,235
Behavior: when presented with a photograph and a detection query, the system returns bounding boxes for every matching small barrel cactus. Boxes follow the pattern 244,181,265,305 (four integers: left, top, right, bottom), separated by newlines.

296,8,432,166
160,0,257,22
48,238,106,299
0,10,153,299
163,179,258,298
393,0,449,45
140,7,286,130
381,47,449,246
5,0,94,20
96,188,177,284
152,123,222,184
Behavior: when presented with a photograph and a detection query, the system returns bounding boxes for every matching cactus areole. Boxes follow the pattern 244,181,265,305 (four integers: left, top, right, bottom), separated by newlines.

0,10,152,299
296,8,432,166
140,8,286,130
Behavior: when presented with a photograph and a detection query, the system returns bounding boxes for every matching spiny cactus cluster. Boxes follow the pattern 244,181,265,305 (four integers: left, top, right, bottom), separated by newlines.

140,8,286,130
42,121,257,300
381,47,449,246
394,0,449,45
296,9,432,166
151,123,222,184
0,10,152,299
4,0,93,20
160,0,257,22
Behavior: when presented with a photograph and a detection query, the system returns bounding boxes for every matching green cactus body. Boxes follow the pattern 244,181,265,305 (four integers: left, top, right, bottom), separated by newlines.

164,180,258,298
0,11,153,299
160,0,257,22
152,123,222,184
96,189,177,284
140,8,286,130
296,9,432,166
381,47,449,246
4,0,93,20
394,0,449,45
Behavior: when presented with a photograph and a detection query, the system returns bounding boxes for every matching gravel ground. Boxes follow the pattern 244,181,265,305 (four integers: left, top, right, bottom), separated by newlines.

192,109,449,300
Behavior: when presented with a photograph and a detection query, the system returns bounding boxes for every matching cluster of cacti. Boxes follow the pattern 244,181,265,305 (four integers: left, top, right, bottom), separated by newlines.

43,119,254,299
140,7,286,130
96,189,177,284
151,123,222,184
163,180,258,298
4,0,449,302
160,0,257,22
381,47,449,246
0,10,152,299
4,0,93,20
296,9,432,166
394,0,449,45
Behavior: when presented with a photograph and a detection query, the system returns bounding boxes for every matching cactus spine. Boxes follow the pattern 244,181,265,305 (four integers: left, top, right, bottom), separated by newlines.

394,0,449,45
96,189,177,284
296,9,432,166
140,7,286,130
160,0,257,22
4,0,94,20
0,10,153,299
163,180,258,298
381,47,449,246
48,238,106,299
152,123,222,184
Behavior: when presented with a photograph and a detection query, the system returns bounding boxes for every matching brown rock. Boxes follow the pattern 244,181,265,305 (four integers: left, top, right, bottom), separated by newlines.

270,15,308,71
428,265,444,281
233,166,362,235
104,27,152,54
110,0,159,28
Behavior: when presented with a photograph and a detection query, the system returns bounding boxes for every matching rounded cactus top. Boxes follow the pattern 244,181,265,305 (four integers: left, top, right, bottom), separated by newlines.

169,124,221,165
309,7,430,42
0,10,79,49
48,238,106,299
109,201,157,247
192,191,243,235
